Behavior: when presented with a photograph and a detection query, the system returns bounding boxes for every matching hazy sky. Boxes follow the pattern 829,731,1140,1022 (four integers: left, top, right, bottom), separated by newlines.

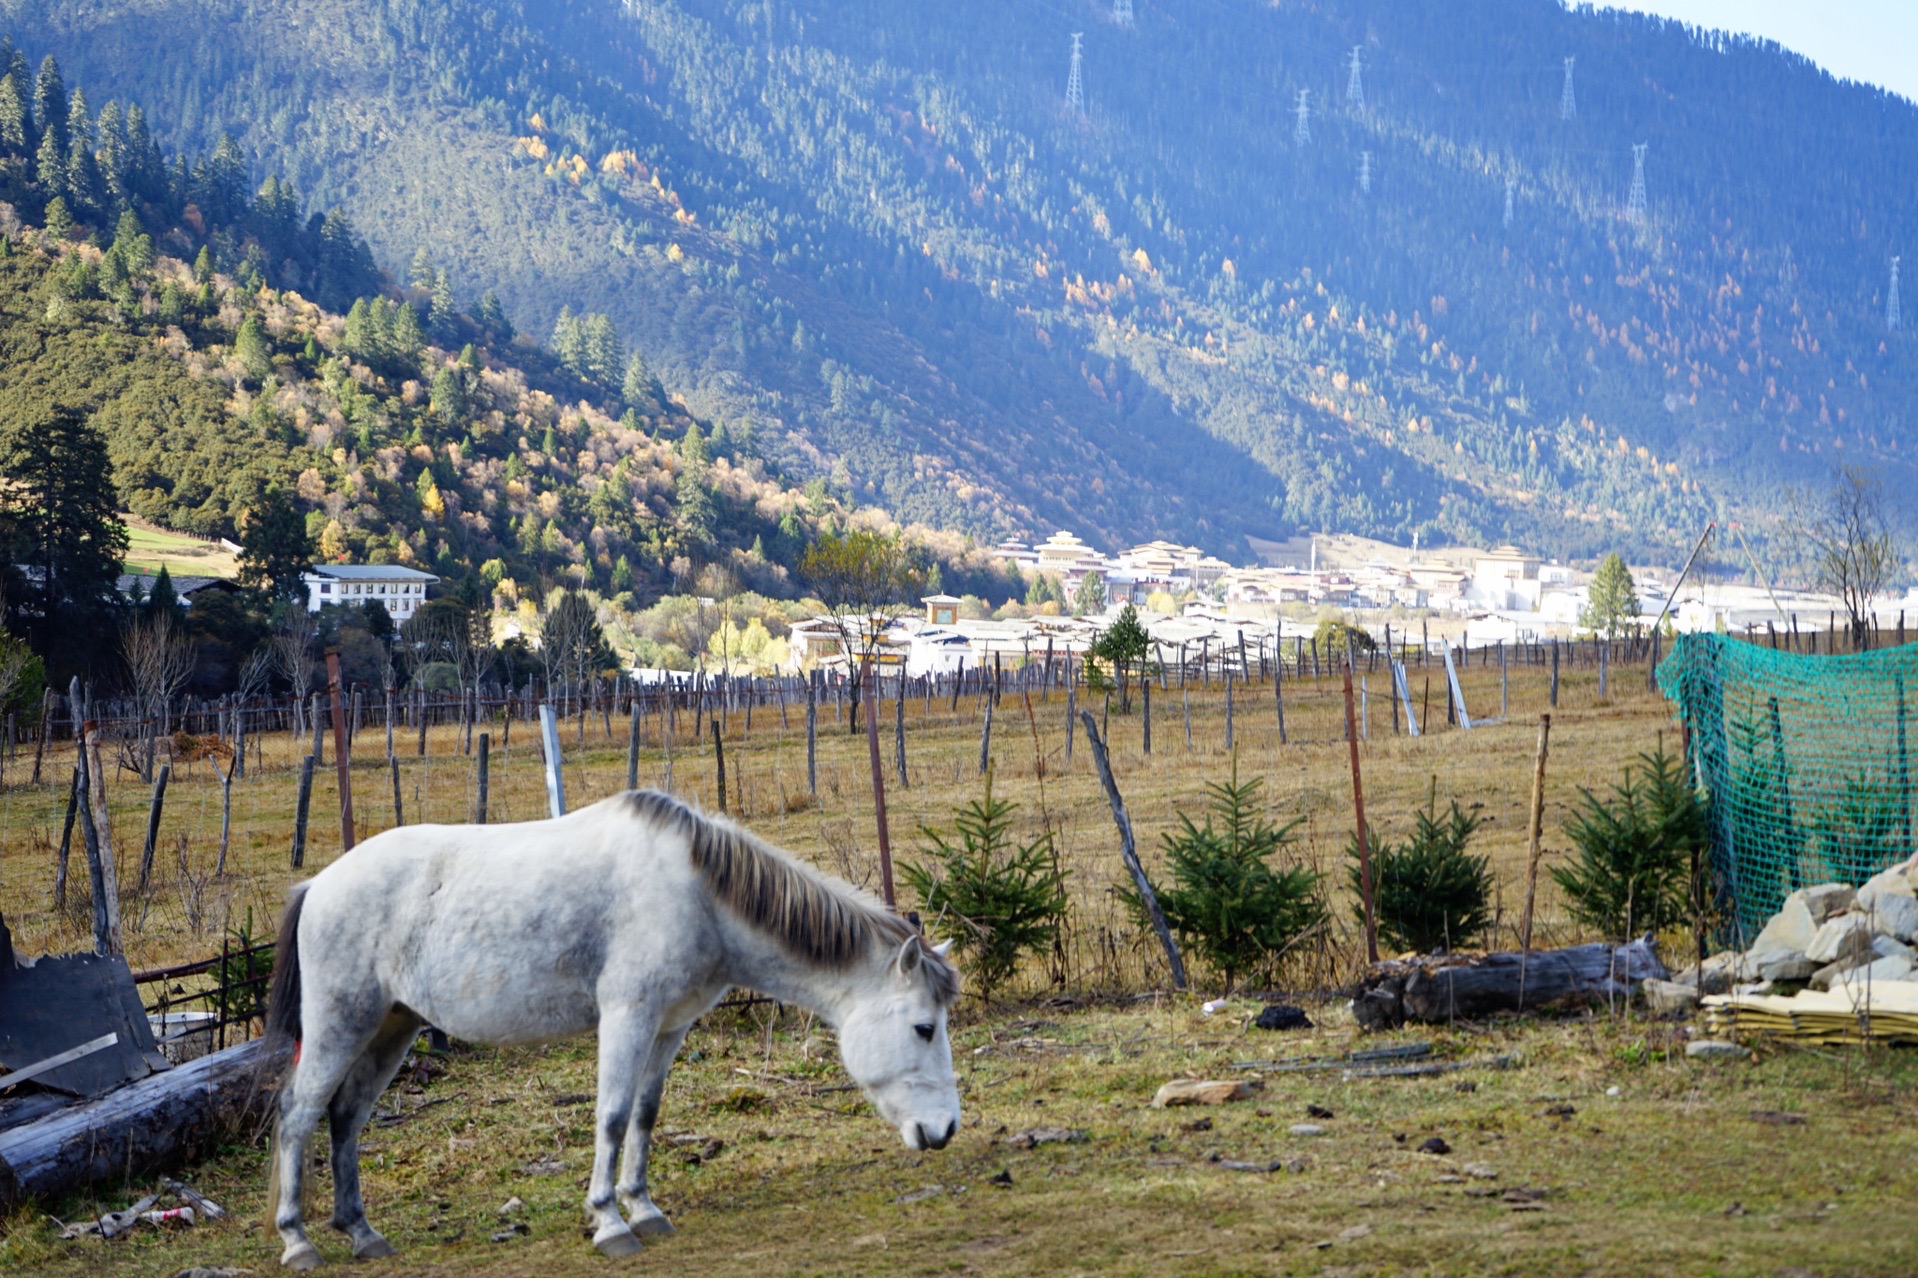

1596,2,1918,104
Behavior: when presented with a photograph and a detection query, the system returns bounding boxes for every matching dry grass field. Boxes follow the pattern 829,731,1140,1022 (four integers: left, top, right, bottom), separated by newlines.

0,654,1669,980
14,654,1912,1277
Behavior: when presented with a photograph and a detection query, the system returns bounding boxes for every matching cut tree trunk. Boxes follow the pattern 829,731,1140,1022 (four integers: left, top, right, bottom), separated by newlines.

1352,938,1666,1030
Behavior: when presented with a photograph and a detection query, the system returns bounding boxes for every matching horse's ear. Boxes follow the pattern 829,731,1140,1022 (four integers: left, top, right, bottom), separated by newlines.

895,935,924,976
931,939,953,959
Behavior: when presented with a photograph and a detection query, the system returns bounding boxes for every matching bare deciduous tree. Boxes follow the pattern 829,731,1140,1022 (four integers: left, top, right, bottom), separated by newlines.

271,607,320,734
1789,465,1900,647
122,611,196,778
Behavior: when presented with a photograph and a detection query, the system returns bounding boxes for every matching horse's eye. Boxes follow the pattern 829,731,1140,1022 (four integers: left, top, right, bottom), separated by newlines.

914,1022,935,1043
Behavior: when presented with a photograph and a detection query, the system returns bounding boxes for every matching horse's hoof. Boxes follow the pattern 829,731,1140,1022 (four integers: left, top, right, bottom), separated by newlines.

593,1224,644,1257
281,1241,325,1270
353,1234,398,1260
629,1209,676,1237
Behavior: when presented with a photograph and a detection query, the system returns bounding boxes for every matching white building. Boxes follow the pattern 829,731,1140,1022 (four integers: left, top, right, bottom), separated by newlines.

302,564,438,621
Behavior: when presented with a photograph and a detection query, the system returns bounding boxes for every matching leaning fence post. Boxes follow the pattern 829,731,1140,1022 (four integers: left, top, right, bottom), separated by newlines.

1518,714,1553,1004
54,765,79,909
860,657,896,908
1342,667,1377,965
538,704,566,817
81,721,120,955
291,753,316,869
1079,709,1185,990
136,763,171,895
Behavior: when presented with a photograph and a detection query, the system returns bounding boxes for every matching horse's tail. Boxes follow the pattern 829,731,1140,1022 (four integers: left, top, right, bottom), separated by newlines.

265,883,307,1056
260,883,308,1239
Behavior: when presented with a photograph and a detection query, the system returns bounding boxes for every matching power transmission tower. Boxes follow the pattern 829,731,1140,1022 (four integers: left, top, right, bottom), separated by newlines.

1347,45,1364,110
1560,56,1576,120
1625,143,1647,223
1358,150,1372,193
1294,88,1311,144
1891,256,1903,332
1113,0,1133,29
1066,33,1085,116
1504,178,1515,228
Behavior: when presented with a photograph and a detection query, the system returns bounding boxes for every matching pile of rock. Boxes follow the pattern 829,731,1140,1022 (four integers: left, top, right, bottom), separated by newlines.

1642,858,1918,1014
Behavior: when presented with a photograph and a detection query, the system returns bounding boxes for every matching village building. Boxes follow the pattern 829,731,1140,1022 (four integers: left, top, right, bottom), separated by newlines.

301,564,438,621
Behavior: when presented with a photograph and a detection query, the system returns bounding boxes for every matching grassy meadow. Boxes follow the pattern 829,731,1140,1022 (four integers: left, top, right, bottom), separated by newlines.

15,653,1912,1277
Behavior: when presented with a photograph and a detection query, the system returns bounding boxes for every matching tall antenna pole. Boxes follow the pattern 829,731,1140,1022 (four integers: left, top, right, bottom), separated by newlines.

1560,56,1576,120
1358,149,1372,193
1626,142,1647,223
1504,178,1515,228
1112,0,1133,29
1347,45,1364,110
1294,88,1311,144
1890,256,1903,332
1066,32,1085,116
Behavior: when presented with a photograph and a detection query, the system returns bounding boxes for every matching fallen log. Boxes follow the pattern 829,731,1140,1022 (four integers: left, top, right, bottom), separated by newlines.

1353,937,1665,1031
0,1039,267,1207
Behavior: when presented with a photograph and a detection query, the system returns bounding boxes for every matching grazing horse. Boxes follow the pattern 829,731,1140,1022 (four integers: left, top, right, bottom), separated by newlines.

264,789,961,1270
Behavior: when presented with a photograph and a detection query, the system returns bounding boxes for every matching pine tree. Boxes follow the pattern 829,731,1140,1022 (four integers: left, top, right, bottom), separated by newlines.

112,209,153,272
32,56,66,154
428,268,457,343
193,244,214,284
408,246,435,292
0,72,29,155
34,125,65,196
582,311,623,384
621,351,653,405
234,315,272,382
475,290,513,341
41,194,73,240
675,422,714,548
145,563,179,614
238,488,313,601
551,305,582,373
0,407,128,639
1580,552,1640,639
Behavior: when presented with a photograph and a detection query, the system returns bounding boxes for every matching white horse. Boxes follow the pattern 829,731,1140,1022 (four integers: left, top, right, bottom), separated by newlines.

263,789,960,1270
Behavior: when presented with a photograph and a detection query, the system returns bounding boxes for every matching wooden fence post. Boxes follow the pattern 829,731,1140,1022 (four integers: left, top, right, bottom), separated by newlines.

538,704,566,818
136,763,171,895
291,754,315,869
326,652,355,853
1518,715,1553,998
978,674,994,775
1341,670,1377,964
389,755,404,827
1079,710,1185,990
805,677,818,797
1142,671,1152,755
861,657,895,908
81,722,120,955
894,674,909,788
626,700,642,791
711,719,728,815
1550,640,1560,708
474,732,490,824
54,766,78,909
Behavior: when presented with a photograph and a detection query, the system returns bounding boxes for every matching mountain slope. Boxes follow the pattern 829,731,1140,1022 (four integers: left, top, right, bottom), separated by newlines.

10,0,1917,559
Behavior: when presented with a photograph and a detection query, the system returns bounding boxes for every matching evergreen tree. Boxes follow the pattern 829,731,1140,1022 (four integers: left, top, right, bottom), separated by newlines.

428,268,458,343
551,305,582,373
234,315,272,382
408,246,435,292
582,311,623,385
1580,552,1641,639
192,244,214,283
41,194,72,240
475,290,513,341
238,488,313,601
32,56,66,155
145,563,179,615
621,350,653,405
0,407,127,643
0,72,29,155
675,421,715,548
111,209,153,272
33,125,64,196
1072,571,1108,616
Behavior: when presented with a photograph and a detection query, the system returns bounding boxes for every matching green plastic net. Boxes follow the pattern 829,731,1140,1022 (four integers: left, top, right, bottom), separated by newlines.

1657,634,1917,942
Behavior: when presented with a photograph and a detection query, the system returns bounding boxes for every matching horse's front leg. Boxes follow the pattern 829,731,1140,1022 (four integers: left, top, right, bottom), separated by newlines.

618,1024,691,1237
588,1003,661,1258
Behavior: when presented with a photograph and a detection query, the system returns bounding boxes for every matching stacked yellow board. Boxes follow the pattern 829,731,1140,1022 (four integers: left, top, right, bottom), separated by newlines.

1702,983,1918,1045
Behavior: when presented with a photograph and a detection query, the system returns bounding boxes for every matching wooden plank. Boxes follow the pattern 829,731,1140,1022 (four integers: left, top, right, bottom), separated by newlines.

0,1034,117,1092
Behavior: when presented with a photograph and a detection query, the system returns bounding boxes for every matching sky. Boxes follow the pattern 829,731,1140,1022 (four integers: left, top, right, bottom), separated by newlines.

1595,2,1918,104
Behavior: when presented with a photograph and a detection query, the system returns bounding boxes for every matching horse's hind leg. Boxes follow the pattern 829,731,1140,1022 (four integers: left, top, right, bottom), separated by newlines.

274,1022,380,1269
326,1009,423,1260
587,1003,661,1258
618,1024,690,1236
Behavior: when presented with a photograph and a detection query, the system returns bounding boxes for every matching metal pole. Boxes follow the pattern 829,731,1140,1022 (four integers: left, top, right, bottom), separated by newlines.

538,703,566,817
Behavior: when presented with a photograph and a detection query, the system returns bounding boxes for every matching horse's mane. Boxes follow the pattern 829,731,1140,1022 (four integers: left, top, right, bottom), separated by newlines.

624,790,958,1004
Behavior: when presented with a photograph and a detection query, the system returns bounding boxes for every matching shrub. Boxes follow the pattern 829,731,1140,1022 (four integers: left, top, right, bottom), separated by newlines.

1349,781,1492,954
1551,738,1706,940
1144,768,1325,992
903,771,1066,1001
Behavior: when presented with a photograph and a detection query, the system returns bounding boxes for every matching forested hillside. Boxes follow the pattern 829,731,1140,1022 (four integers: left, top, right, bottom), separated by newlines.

7,0,1917,560
0,44,1019,634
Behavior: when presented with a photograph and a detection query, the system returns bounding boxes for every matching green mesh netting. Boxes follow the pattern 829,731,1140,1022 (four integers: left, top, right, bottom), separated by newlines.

1657,634,1917,943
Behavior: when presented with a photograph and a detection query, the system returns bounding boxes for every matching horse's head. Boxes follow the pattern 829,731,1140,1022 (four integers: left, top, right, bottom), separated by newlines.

836,935,961,1152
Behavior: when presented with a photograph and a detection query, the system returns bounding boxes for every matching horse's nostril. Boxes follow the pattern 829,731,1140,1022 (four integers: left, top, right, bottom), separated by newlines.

941,1119,957,1147
913,1122,929,1150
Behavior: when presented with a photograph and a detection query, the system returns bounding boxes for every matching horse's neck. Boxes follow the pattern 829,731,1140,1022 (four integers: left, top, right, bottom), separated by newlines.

716,926,870,1026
